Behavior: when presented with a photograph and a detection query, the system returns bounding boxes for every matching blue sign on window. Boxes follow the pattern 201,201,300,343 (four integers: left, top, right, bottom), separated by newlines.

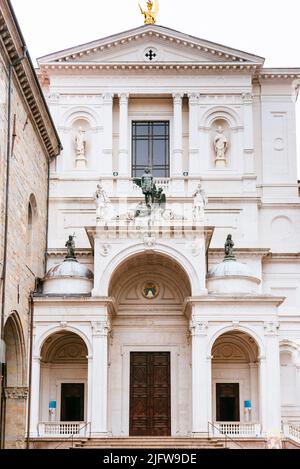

244,400,252,409
49,401,57,410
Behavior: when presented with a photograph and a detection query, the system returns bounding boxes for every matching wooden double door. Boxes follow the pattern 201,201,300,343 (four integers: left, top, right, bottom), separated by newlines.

130,352,171,436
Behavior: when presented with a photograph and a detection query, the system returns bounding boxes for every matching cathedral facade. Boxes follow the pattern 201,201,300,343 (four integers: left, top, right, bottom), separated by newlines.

30,24,300,448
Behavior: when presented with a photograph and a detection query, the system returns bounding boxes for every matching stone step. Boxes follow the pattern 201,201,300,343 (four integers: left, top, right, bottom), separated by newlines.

75,437,226,449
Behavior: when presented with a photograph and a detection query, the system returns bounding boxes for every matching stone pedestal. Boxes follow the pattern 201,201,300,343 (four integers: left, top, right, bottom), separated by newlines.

215,158,226,169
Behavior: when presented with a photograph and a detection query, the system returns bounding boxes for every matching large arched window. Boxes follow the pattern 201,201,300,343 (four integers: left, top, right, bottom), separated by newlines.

26,194,37,268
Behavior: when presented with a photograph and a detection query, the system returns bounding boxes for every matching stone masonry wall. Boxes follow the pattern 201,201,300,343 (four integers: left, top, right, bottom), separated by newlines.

0,50,50,448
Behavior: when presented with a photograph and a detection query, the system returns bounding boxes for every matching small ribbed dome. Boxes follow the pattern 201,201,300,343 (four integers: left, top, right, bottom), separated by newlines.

207,235,260,294
208,258,253,278
46,259,93,280
43,259,94,295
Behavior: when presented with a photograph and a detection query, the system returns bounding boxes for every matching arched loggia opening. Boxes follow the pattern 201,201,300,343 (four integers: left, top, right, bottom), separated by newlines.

3,312,26,448
211,331,260,436
38,331,88,437
108,252,192,437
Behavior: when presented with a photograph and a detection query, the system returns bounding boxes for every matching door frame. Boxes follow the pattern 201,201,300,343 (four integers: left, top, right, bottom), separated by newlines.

129,352,171,436
56,379,87,422
120,345,180,436
212,379,244,423
216,383,240,422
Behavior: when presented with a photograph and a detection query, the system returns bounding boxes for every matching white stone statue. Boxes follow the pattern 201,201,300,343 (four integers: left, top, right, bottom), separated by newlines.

75,127,86,166
214,125,228,168
94,183,110,221
192,184,208,221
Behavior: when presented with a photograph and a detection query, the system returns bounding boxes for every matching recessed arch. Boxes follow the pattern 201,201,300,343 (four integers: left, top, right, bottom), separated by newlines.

211,329,260,425
4,311,26,386
100,242,199,297
208,325,264,358
39,331,88,425
35,325,92,358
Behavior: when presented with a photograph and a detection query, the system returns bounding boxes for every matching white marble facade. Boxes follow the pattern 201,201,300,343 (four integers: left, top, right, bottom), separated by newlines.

32,25,300,441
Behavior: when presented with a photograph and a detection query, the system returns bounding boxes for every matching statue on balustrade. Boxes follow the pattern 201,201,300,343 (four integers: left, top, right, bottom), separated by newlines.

65,234,76,260
133,167,156,206
192,184,208,221
224,234,236,260
94,183,111,221
133,167,167,218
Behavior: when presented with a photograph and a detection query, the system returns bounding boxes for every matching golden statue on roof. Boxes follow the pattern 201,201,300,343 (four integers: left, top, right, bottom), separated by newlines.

139,0,159,25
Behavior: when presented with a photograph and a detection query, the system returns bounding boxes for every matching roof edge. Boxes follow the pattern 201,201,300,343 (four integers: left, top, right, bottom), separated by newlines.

0,0,62,159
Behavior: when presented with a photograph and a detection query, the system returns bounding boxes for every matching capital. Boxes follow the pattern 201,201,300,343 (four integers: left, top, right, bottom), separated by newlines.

118,93,129,104
189,320,208,336
264,321,280,336
242,92,253,104
103,93,114,104
92,320,111,337
172,93,184,105
188,93,200,105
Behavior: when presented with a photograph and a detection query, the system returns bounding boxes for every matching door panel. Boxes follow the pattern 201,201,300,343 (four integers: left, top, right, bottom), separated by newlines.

61,383,84,422
130,352,171,436
216,383,240,422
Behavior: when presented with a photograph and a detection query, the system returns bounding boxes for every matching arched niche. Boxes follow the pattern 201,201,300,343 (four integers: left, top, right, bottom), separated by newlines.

3,312,26,448
108,251,192,312
201,106,242,172
211,331,260,424
39,331,88,424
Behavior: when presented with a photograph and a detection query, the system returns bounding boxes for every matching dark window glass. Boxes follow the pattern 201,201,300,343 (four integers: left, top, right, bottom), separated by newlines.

132,121,170,177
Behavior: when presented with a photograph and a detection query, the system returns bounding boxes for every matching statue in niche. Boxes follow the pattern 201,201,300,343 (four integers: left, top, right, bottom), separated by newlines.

192,184,208,221
214,125,228,167
65,234,76,260
94,183,111,221
75,127,86,159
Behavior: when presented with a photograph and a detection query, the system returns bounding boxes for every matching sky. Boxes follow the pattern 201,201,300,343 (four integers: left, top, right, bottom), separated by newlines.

10,0,300,176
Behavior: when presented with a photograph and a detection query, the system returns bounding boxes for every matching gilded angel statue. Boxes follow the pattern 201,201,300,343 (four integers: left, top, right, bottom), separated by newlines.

139,0,159,25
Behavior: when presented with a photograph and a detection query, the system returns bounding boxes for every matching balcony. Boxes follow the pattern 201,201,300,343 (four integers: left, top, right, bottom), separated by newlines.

38,422,90,438
212,422,261,438
131,177,170,197
283,422,300,444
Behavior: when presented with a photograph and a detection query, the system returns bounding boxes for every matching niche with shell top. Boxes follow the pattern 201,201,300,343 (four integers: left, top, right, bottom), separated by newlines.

211,119,230,169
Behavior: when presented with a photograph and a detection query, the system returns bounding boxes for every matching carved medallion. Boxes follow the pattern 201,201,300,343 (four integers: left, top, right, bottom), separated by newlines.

142,282,159,300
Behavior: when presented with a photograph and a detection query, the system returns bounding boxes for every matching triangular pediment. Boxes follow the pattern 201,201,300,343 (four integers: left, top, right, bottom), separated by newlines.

38,25,264,66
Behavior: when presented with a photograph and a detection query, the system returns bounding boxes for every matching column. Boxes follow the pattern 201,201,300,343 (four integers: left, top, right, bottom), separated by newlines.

172,93,183,176
190,320,211,434
102,93,114,176
29,355,40,437
260,322,281,436
90,319,110,436
249,363,259,423
118,93,129,176
188,93,200,177
296,363,300,407
242,92,254,174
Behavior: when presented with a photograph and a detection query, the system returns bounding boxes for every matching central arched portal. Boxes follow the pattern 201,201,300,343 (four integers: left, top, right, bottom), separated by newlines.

108,252,192,437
